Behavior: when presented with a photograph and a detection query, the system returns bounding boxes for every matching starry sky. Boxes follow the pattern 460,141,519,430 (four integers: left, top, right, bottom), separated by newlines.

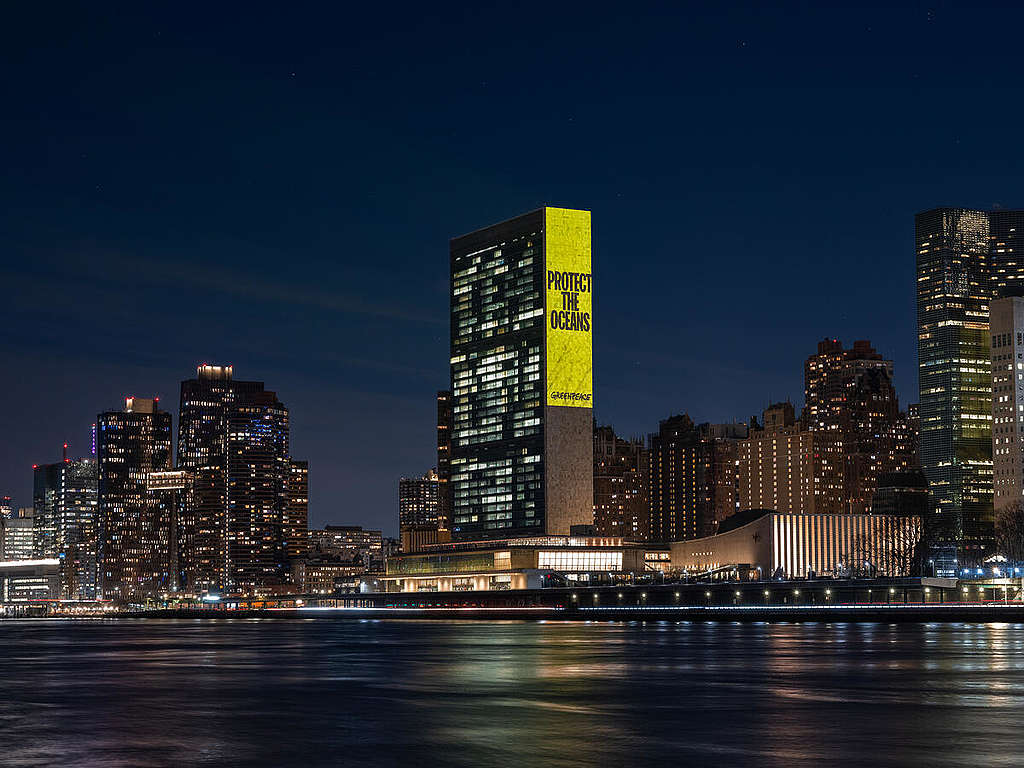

2,2,1023,533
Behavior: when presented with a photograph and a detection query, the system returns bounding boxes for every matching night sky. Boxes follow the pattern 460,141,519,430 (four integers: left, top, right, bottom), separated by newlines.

3,3,1023,533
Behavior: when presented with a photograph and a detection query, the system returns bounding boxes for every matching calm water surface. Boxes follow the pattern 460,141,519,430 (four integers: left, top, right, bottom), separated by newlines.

0,618,1022,767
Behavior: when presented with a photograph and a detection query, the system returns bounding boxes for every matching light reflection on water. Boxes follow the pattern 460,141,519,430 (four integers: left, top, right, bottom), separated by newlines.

0,619,1022,767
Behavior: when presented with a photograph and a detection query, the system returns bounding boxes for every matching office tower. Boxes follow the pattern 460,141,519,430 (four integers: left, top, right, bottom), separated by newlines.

32,454,99,599
593,424,649,539
398,470,439,529
915,208,1024,570
804,338,904,515
225,390,291,594
176,365,264,593
990,295,1024,512
0,496,12,520
436,390,453,535
1,509,35,561
449,207,593,540
737,403,816,516
147,470,192,592
283,459,309,564
97,398,173,600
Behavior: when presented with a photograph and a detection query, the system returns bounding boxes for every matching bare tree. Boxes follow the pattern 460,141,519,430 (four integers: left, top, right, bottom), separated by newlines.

996,501,1024,562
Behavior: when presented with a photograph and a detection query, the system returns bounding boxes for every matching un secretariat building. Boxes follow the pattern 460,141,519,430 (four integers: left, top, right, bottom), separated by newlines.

449,207,594,541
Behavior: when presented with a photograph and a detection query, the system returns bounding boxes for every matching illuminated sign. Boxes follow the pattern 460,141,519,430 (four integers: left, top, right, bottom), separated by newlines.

544,207,592,408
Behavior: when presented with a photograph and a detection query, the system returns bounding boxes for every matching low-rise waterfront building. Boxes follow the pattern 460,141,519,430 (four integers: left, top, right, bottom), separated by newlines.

383,536,670,593
671,509,922,578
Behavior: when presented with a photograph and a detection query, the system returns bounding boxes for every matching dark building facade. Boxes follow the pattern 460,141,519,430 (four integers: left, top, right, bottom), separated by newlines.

97,397,173,601
436,390,453,536
225,390,291,594
177,365,264,593
593,424,649,539
177,365,303,596
449,207,593,540
283,459,309,564
915,208,1024,571
804,338,911,516
648,415,708,542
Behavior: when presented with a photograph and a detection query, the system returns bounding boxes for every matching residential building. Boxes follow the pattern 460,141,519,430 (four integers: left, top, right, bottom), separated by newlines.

283,459,309,564
737,403,816,516
97,398,173,600
593,424,649,539
991,294,1024,512
804,338,910,515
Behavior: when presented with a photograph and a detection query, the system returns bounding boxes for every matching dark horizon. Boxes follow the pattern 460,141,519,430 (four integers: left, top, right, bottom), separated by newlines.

4,3,1024,535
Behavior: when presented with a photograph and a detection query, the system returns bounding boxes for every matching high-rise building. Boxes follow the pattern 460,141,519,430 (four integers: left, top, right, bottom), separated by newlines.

1,509,35,561
398,470,439,529
593,424,649,539
225,390,291,594
449,207,593,540
990,295,1024,513
436,390,453,535
0,496,12,520
647,417,747,542
177,365,264,593
283,459,309,564
97,397,173,600
177,365,302,596
703,422,749,534
32,453,99,599
915,208,1024,570
737,403,816,516
147,470,192,592
648,415,709,542
804,338,908,515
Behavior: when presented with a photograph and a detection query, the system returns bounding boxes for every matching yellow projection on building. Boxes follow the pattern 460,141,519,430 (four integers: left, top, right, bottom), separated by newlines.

544,207,593,408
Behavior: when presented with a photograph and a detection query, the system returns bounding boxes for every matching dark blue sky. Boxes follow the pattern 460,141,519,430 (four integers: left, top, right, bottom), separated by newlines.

2,2,1022,533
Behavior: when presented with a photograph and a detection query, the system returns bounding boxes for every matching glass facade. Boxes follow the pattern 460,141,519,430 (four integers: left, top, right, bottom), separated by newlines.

916,208,996,571
450,210,547,539
32,459,98,599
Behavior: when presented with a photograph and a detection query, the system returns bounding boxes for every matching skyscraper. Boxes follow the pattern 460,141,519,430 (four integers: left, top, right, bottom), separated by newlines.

593,424,649,539
32,454,99,599
225,390,291,594
448,207,593,540
97,397,173,600
176,365,266,594
915,208,1024,570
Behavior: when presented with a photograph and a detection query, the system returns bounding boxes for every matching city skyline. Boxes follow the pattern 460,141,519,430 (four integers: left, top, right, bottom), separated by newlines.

5,4,1024,536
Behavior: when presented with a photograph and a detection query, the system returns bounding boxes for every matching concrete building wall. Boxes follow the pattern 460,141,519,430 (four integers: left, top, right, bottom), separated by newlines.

544,405,594,535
